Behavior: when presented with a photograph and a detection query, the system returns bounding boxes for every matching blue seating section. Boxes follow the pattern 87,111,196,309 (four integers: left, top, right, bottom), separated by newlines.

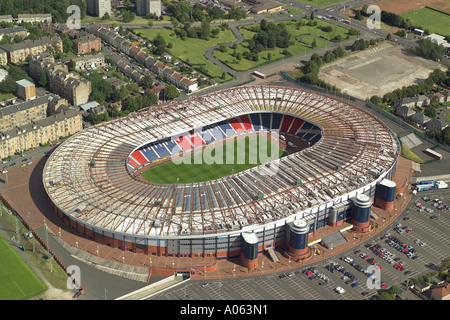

261,113,271,130
129,113,322,168
216,121,234,137
271,113,282,131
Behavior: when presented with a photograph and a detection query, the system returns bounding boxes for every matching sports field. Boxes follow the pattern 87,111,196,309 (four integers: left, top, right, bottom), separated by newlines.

401,7,450,35
142,136,287,184
0,233,47,300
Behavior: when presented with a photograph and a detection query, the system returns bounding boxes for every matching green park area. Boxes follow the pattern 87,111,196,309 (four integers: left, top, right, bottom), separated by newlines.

214,18,357,71
401,7,450,36
142,136,286,184
135,27,236,82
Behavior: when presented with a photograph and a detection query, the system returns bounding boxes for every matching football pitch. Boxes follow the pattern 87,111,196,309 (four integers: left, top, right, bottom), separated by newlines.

0,232,47,300
142,136,287,184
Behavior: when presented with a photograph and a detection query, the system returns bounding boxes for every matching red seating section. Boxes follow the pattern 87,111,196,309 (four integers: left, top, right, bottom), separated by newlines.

288,117,304,135
176,135,193,150
280,115,293,133
238,115,253,131
131,150,148,165
228,118,245,133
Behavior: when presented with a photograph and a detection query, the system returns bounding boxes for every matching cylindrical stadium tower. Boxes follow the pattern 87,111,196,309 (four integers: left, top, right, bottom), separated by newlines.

351,194,372,232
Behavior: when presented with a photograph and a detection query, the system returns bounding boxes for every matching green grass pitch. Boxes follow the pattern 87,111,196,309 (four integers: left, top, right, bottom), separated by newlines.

142,136,287,184
0,233,47,300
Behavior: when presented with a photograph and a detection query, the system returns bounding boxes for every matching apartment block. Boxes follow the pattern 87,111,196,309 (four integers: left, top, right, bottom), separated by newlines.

0,36,63,64
17,14,52,24
0,96,48,132
0,108,82,159
69,53,105,72
0,26,28,41
87,0,112,18
29,53,91,105
136,0,162,17
71,32,102,54
15,79,36,101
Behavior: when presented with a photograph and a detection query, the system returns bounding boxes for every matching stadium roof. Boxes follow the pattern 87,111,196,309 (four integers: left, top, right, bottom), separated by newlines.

43,86,399,238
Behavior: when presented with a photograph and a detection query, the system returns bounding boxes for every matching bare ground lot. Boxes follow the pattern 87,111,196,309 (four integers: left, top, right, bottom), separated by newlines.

317,42,446,100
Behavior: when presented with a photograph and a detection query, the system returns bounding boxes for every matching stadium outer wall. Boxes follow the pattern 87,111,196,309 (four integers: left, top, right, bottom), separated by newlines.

43,86,401,272
47,158,398,271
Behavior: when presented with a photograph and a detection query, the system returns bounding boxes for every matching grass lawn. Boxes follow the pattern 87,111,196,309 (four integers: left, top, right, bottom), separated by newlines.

0,93,15,102
401,7,450,35
214,18,355,71
135,27,236,82
142,136,287,184
0,232,47,300
401,144,424,164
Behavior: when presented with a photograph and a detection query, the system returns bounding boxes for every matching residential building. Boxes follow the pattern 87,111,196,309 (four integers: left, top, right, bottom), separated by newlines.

17,14,52,24
0,108,82,159
15,79,36,101
0,26,28,41
29,53,91,105
416,95,430,107
427,92,445,104
395,105,415,119
410,113,430,128
0,96,48,132
0,68,7,82
442,90,450,102
426,119,448,131
70,31,101,54
136,0,162,17
87,23,199,92
431,283,450,300
87,0,112,18
108,55,144,83
0,15,13,23
0,36,63,64
69,53,105,72
394,97,417,108
0,48,7,66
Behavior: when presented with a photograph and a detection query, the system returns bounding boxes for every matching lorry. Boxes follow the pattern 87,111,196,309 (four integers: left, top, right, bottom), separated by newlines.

415,180,448,192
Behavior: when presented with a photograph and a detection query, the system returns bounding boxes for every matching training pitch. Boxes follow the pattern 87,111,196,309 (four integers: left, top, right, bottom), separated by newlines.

0,233,47,300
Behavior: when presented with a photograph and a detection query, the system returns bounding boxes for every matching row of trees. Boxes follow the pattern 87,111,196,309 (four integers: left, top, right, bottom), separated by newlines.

165,1,246,25
416,38,447,61
0,65,33,96
370,68,449,106
297,46,347,91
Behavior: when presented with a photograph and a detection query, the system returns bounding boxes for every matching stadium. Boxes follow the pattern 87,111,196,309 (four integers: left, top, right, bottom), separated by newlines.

42,85,401,269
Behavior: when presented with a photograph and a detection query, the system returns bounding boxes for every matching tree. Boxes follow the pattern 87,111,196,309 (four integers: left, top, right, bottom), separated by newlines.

122,10,135,23
142,75,154,90
38,72,48,87
164,84,180,100
310,11,314,20
311,38,317,48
